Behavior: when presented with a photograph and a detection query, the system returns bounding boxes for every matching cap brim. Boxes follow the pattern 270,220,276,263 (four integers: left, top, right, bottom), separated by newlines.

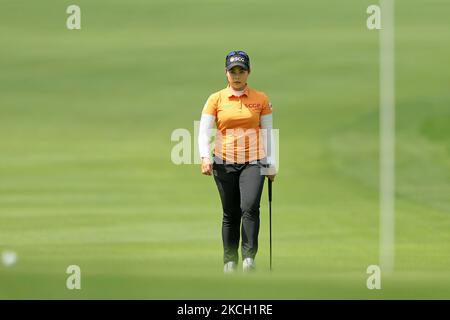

226,62,249,70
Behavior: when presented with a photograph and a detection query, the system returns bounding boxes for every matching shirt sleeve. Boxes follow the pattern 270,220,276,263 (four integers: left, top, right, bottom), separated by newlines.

202,94,218,116
261,95,273,116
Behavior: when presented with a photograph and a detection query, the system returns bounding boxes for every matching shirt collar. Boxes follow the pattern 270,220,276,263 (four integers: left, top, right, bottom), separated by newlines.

227,84,250,98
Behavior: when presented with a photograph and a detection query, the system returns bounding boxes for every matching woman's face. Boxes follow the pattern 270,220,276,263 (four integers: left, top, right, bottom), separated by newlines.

226,66,250,91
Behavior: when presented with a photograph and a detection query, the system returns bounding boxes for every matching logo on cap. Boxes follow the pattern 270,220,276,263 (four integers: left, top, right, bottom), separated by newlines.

230,56,245,63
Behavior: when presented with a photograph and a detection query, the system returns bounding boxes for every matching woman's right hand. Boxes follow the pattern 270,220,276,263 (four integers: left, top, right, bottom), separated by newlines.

201,157,213,176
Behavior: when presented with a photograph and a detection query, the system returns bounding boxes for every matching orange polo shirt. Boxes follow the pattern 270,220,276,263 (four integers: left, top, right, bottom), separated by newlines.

202,85,273,163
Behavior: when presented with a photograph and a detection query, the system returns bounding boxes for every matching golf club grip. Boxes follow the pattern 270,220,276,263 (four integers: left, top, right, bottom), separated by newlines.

268,178,272,202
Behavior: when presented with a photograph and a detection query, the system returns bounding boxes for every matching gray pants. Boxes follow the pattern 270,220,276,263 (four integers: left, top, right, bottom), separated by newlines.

212,155,267,264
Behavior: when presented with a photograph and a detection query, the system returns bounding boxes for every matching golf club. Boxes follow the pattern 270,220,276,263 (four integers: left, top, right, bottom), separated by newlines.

268,177,272,271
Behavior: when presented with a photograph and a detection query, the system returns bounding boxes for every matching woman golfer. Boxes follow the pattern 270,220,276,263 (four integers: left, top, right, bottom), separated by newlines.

198,50,277,273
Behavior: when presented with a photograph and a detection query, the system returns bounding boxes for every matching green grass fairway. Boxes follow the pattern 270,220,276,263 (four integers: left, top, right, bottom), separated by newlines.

0,0,449,299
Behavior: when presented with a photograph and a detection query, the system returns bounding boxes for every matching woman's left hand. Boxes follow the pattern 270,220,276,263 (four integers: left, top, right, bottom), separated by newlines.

267,174,276,182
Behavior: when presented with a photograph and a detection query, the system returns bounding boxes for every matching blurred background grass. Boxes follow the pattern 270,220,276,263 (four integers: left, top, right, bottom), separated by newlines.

0,0,449,298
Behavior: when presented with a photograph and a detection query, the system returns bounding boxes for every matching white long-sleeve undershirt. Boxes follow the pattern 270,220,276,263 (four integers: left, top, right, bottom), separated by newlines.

260,114,276,169
198,113,276,170
229,87,245,97
198,114,215,160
